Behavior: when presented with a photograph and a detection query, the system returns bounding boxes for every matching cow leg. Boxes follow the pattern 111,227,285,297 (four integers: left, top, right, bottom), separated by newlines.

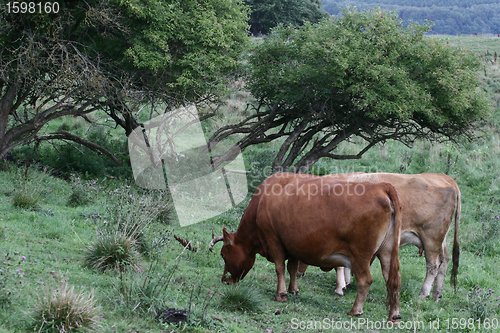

274,254,288,302
432,243,449,301
344,267,352,287
334,267,347,296
297,261,308,278
287,258,299,295
419,243,443,299
347,264,373,317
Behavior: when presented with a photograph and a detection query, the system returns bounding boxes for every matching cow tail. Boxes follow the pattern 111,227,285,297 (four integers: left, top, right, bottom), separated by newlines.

450,185,461,290
386,184,402,317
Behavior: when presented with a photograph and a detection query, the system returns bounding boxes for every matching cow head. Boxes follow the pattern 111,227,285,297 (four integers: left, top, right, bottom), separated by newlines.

210,227,255,284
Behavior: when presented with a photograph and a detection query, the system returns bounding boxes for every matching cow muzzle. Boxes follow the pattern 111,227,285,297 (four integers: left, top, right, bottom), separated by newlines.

221,268,238,284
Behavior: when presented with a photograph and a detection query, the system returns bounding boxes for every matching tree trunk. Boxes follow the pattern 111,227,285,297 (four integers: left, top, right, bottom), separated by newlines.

0,83,19,160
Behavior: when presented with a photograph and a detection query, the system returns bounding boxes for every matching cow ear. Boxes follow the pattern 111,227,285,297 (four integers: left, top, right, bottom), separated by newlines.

223,227,233,246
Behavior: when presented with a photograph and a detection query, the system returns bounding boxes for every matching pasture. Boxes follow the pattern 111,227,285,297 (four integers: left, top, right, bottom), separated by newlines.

0,35,500,332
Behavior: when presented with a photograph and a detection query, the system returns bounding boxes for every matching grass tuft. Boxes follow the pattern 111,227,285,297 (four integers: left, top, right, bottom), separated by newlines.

32,283,102,333
83,230,141,272
218,284,264,313
12,191,40,209
11,166,49,210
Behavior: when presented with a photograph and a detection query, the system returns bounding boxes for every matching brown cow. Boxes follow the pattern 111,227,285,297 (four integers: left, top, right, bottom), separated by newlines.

297,172,461,302
209,173,403,322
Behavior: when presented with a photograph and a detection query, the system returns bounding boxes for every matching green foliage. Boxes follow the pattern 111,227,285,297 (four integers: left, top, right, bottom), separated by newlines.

0,0,250,167
116,0,249,96
0,33,499,331
32,284,102,333
218,284,264,313
251,9,487,127
36,126,131,178
231,8,491,171
0,160,9,172
244,0,328,34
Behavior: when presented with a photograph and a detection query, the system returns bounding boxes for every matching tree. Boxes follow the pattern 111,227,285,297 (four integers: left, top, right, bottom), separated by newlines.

0,0,249,161
244,0,328,35
208,9,490,172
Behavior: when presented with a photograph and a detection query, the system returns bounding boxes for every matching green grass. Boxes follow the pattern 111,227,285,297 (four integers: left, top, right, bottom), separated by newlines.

2,141,499,332
0,35,500,332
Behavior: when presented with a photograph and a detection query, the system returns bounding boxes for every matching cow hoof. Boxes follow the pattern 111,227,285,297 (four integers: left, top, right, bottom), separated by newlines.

334,291,344,296
392,314,402,321
347,310,363,317
274,293,288,302
432,295,442,302
288,290,299,296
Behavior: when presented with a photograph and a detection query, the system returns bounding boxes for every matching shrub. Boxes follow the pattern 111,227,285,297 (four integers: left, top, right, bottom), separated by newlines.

83,230,141,272
35,125,131,178
218,284,264,313
32,284,102,332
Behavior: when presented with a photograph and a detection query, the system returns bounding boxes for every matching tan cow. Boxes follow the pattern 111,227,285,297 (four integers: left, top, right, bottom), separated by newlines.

298,173,460,302
210,173,403,321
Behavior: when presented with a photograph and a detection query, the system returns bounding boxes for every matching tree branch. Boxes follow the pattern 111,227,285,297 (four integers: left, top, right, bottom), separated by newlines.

37,131,122,166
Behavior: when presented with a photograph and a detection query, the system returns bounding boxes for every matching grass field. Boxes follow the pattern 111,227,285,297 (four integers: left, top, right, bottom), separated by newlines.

1,35,500,332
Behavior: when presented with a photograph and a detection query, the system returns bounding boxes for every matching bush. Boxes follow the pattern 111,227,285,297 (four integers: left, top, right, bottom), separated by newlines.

34,125,131,178
32,284,102,332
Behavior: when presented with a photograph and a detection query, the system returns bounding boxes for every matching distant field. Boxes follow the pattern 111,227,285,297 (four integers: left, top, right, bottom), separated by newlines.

435,34,500,56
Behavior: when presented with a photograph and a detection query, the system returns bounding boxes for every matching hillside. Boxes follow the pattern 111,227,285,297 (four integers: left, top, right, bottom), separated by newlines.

322,0,500,35
0,35,499,332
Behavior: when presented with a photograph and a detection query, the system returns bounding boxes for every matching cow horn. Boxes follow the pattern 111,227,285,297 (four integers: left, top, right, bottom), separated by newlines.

209,236,224,252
